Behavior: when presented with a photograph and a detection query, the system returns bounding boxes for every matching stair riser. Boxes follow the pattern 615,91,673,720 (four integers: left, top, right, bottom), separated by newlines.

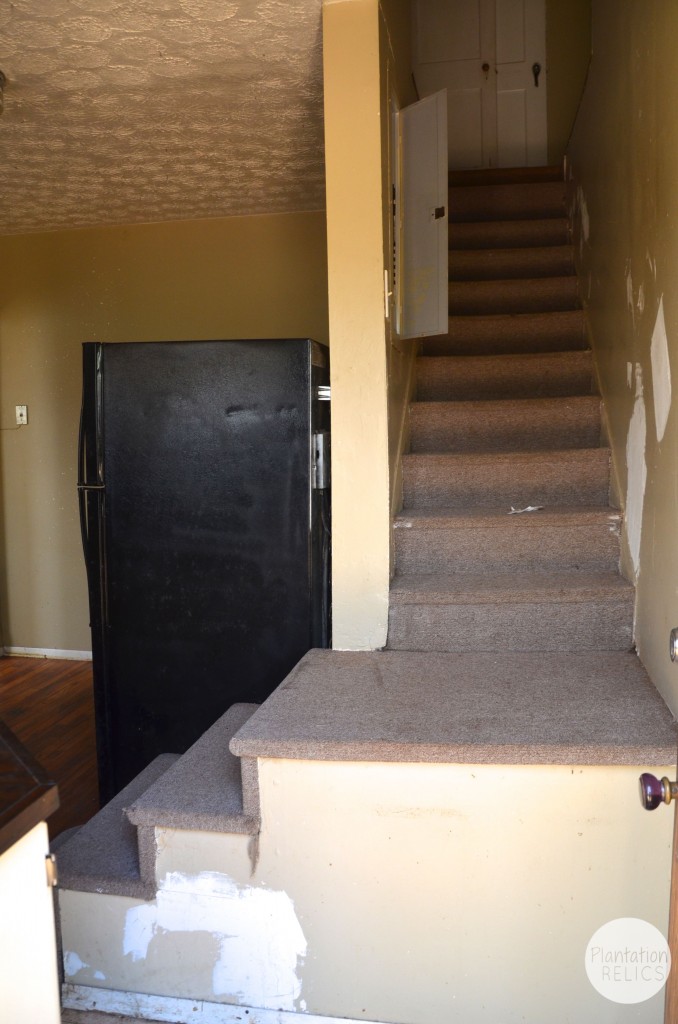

395,526,621,574
417,356,595,402
387,599,634,653
449,182,566,223
449,219,570,250
410,400,601,453
402,455,610,509
449,165,563,187
424,311,587,357
449,247,575,281
449,277,579,315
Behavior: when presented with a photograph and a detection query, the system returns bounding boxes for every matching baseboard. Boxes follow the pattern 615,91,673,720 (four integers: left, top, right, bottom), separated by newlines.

3,646,92,660
62,985,384,1024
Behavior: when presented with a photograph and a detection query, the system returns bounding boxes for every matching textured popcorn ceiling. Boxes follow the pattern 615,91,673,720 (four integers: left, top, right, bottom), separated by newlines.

0,0,325,235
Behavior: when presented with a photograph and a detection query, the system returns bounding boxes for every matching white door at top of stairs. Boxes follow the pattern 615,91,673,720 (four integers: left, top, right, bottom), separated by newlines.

413,0,547,170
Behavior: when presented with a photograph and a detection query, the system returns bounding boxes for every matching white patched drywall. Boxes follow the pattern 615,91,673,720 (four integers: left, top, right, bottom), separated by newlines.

625,363,647,577
122,871,307,1011
650,296,672,443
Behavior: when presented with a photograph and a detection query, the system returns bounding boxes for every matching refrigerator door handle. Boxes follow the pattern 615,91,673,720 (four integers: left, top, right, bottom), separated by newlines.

79,344,109,629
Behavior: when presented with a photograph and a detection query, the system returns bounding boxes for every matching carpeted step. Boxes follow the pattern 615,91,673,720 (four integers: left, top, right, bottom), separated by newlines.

449,275,579,315
55,753,179,899
416,350,596,402
448,165,563,187
409,396,602,453
402,448,610,510
394,507,622,574
424,310,588,357
449,246,575,281
230,647,676,767
387,572,634,652
449,218,570,250
126,702,260,884
449,181,566,223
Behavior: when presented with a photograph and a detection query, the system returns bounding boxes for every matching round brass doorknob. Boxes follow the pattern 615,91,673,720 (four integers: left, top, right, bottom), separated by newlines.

639,772,678,811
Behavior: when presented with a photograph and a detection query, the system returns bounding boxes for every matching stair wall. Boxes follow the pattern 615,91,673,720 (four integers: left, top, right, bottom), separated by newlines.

60,756,674,1024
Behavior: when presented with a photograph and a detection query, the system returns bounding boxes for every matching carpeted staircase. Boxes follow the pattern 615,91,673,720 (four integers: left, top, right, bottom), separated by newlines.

388,165,634,654
56,166,678,1024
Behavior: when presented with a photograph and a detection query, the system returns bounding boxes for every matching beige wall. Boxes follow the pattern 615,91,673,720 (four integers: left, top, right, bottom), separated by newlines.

0,212,328,653
545,0,591,165
324,0,417,650
380,0,420,527
60,757,673,1022
567,0,678,714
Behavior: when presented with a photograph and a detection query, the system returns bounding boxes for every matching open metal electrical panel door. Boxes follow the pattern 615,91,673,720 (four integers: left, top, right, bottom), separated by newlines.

395,89,448,339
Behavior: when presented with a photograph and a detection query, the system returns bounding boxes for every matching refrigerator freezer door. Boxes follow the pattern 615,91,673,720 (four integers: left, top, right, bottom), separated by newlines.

84,338,328,798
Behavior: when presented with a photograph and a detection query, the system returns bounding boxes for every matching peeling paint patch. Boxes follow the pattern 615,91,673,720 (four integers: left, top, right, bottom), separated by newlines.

625,260,637,327
578,186,590,243
122,872,307,1011
627,361,633,388
637,282,645,316
625,364,647,577
123,903,157,963
646,249,657,279
650,296,672,442
64,951,88,978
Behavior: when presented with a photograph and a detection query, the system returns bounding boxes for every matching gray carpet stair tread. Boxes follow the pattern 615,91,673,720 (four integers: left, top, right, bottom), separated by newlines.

448,165,562,187
230,649,676,766
388,570,633,604
56,753,179,898
426,310,587,356
402,447,610,508
449,275,580,315
394,507,622,574
416,350,595,401
448,218,570,250
449,181,566,222
409,395,601,452
394,506,621,529
449,245,575,280
126,702,259,834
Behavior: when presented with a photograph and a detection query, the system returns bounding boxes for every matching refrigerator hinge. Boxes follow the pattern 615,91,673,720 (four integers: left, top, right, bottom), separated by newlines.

312,431,330,490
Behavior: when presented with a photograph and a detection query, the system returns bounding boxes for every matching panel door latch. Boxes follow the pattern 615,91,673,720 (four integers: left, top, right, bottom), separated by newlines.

45,853,58,887
313,431,330,490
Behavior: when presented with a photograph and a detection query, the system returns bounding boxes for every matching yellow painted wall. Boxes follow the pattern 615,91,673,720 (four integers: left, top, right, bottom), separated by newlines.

323,0,417,650
545,0,591,165
0,212,328,652
566,0,678,714
60,757,674,1022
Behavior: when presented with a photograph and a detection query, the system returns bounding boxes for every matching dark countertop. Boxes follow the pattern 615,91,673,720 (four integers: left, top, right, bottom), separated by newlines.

0,721,59,857
230,649,678,766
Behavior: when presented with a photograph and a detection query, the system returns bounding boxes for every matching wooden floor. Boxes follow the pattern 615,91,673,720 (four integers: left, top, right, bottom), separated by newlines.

0,656,99,839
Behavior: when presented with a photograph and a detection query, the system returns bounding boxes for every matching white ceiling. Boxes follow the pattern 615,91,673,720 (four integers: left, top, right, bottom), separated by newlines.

0,0,326,235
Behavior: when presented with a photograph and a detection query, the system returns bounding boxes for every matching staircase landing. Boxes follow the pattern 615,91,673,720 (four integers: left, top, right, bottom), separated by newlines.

230,649,676,767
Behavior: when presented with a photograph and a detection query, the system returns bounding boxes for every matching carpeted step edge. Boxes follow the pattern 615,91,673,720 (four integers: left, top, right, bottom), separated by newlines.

55,753,179,899
394,508,622,574
448,275,580,315
448,218,570,250
449,245,575,281
387,579,635,653
126,703,260,840
409,395,602,453
423,310,588,356
402,448,611,509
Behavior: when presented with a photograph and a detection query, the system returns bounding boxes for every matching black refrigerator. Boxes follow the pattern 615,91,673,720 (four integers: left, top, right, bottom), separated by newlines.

78,339,330,801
